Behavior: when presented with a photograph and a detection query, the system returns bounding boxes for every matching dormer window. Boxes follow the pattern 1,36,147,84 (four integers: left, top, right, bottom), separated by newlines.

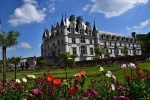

80,29,84,34
88,30,92,35
81,37,85,43
71,28,75,33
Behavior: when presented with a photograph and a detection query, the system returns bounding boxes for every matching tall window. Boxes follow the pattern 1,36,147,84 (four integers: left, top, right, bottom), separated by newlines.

58,49,60,55
71,28,75,33
90,39,93,44
72,38,76,44
57,40,60,45
90,48,94,55
81,46,86,54
80,29,84,34
47,45,49,49
72,47,76,54
81,37,85,43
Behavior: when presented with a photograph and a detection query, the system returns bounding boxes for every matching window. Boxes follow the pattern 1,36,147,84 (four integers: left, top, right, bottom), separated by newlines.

52,43,55,46
72,38,76,44
57,40,60,45
120,43,122,46
81,46,86,54
72,47,76,54
110,42,111,46
90,48,94,55
71,28,75,33
61,39,63,43
81,37,85,43
88,30,92,35
47,45,49,49
80,29,84,34
58,49,60,54
90,39,93,44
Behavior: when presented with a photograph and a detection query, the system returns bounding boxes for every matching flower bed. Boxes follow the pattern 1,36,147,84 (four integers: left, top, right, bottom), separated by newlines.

0,63,150,100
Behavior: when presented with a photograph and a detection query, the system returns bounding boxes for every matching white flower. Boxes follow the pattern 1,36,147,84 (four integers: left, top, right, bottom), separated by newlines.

111,84,115,91
112,75,116,80
16,79,21,83
22,78,27,83
105,71,112,77
128,63,136,69
121,64,127,69
27,74,36,79
99,67,104,71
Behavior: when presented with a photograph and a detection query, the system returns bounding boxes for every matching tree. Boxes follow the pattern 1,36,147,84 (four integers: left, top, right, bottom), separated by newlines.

8,56,21,79
0,30,20,85
58,52,70,79
70,54,78,68
94,46,105,63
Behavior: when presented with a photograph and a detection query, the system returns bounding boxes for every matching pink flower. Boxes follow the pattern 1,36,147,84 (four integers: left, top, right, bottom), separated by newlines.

121,64,127,69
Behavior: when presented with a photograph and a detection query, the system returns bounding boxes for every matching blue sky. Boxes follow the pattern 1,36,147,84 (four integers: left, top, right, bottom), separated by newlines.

0,0,150,59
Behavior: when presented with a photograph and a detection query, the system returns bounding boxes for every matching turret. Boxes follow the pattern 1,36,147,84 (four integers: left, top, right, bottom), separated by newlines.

131,32,136,38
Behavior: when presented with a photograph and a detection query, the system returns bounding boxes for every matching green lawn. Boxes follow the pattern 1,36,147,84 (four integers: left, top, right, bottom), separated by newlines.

0,62,150,89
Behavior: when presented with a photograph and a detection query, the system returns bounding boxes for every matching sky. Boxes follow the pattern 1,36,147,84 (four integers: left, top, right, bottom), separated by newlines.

0,0,150,59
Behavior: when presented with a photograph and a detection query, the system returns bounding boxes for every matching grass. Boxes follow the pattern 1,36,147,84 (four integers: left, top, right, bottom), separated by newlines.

0,62,150,89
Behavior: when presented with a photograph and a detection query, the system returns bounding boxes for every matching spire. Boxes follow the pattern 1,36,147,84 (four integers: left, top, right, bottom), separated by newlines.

65,12,67,23
60,13,65,26
93,20,97,31
0,18,2,32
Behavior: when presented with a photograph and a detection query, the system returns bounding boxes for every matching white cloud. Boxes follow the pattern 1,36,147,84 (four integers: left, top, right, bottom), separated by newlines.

127,19,150,32
48,3,55,12
7,47,16,50
8,0,46,26
82,4,91,11
19,42,32,48
83,0,148,18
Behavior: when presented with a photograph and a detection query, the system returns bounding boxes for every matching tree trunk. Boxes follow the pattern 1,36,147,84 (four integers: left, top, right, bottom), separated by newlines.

15,63,16,79
2,47,6,86
65,63,68,79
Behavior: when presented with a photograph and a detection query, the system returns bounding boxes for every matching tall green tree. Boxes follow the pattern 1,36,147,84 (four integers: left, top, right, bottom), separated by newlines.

58,52,70,79
8,56,21,79
136,32,150,54
0,30,20,85
94,46,105,64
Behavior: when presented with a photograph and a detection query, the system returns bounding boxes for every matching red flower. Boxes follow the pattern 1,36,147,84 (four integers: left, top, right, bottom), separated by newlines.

53,78,61,85
69,88,76,95
81,71,86,76
47,74,54,81
74,73,81,78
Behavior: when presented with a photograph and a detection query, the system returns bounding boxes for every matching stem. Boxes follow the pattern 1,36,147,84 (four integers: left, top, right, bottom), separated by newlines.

15,64,16,79
124,68,125,84
131,69,132,80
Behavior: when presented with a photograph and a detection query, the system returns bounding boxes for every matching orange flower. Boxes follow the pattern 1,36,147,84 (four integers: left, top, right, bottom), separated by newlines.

74,73,81,78
47,74,54,81
81,71,86,76
69,88,76,95
53,78,61,85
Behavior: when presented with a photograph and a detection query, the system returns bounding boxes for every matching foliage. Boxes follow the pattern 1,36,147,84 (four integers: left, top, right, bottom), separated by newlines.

0,62,150,99
8,56,21,65
0,30,20,48
137,32,150,54
94,46,105,59
37,59,46,66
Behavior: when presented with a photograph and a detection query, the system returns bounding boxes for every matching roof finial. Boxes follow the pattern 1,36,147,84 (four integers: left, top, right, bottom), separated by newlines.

93,20,97,31
62,13,64,18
